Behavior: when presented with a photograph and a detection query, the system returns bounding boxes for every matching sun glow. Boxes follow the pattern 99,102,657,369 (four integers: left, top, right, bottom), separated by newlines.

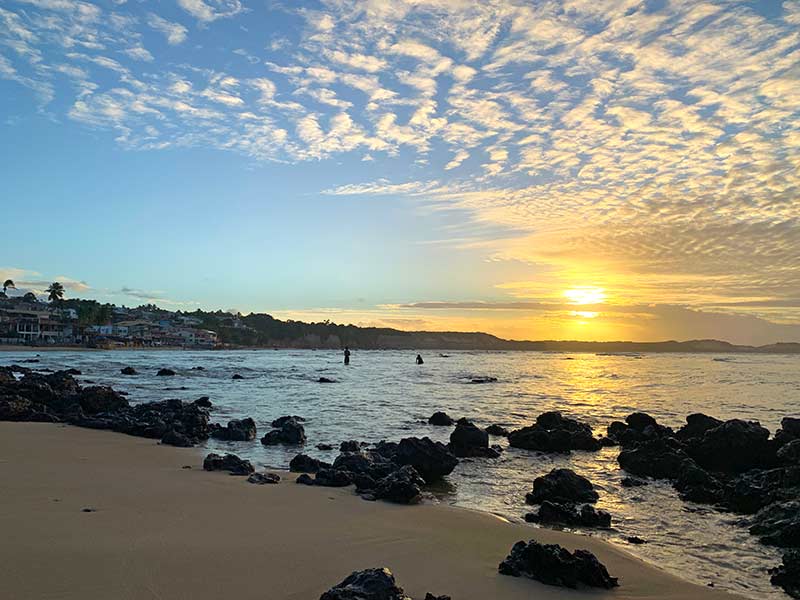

563,287,607,305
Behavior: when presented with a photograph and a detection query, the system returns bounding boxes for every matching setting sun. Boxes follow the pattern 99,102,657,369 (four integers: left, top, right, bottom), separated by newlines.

563,287,607,305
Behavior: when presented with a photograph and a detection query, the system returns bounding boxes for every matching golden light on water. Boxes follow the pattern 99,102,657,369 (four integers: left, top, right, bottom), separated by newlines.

571,311,599,319
563,287,607,305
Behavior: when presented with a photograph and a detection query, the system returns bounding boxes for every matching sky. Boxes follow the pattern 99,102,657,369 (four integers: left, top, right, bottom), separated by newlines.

1,0,799,345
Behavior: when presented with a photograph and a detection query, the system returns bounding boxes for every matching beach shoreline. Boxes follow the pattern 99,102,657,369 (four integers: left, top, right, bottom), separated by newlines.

0,422,743,600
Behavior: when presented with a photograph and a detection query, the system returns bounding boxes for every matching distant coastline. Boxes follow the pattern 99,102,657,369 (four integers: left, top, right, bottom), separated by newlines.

1,339,798,354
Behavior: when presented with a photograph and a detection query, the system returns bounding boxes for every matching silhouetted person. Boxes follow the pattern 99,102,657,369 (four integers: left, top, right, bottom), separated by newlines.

416,354,424,365
344,347,351,366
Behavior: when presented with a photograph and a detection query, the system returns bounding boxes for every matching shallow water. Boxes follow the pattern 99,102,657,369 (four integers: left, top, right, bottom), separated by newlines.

5,348,799,598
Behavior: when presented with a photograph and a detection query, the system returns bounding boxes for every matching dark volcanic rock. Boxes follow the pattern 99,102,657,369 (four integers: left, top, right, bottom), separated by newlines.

320,568,409,600
749,501,800,547
469,376,497,384
727,467,800,514
486,424,509,437
618,437,690,479
247,472,281,484
688,419,774,474
508,411,601,453
449,418,498,457
231,373,244,380
393,437,458,483
156,368,176,376
202,453,254,475
340,440,363,453
779,440,800,465
607,412,673,447
318,377,336,383
674,460,725,504
120,366,138,375
211,417,257,441
771,550,800,598
526,469,599,505
373,465,424,504
676,413,723,441
498,540,618,589
296,473,315,485
261,418,306,446
428,411,454,426
193,396,212,408
317,443,334,451
271,415,305,427
160,429,194,447
526,501,612,528
290,453,331,473
314,468,354,487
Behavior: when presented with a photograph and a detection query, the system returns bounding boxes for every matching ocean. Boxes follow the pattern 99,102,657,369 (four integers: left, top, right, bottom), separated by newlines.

5,348,798,598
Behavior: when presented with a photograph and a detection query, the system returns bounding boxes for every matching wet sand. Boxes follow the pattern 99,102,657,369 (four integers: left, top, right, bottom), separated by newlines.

0,422,742,600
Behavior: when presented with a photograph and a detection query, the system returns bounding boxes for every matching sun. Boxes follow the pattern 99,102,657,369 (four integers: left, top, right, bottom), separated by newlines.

563,286,606,305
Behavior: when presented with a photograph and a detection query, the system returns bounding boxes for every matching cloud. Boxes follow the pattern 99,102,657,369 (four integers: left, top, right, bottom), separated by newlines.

147,13,187,44
177,0,243,23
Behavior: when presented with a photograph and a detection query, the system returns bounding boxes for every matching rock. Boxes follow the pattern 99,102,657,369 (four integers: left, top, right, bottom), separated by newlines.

621,477,647,487
333,451,395,479
771,550,800,598
296,473,315,485
193,396,212,408
726,467,800,514
626,412,658,430
248,472,281,484
626,536,646,544
317,443,334,451
498,540,618,589
486,424,509,437
394,437,458,483
156,368,176,376
211,417,257,441
749,500,800,547
508,412,601,453
314,468,353,487
779,440,800,465
373,465,425,504
688,419,774,474
78,386,129,414
64,368,81,375
423,595,451,600
202,453,254,475
319,568,410,600
120,366,137,375
618,437,689,479
674,460,725,504
318,377,336,383
271,415,306,428
231,373,244,380
428,411,454,426
449,418,496,457
340,440,363,453
290,453,331,473
676,413,724,441
161,430,194,447
526,501,611,528
469,376,497,384
607,413,673,447
526,469,599,505
190,366,205,371
261,418,306,446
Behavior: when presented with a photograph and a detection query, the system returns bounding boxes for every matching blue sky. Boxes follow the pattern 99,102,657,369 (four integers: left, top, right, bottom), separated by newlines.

1,0,799,344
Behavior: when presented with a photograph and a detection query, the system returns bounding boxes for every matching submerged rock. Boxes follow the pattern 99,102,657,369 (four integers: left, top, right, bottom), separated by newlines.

320,568,410,600
120,366,138,375
525,501,611,528
272,415,306,428
508,411,601,453
202,453,254,475
485,424,509,437
393,437,458,483
498,540,618,589
526,469,599,505
156,368,176,376
210,417,257,441
231,373,244,380
428,411,454,426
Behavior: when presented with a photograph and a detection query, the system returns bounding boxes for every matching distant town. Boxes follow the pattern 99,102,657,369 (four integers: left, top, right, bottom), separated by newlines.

1,279,799,353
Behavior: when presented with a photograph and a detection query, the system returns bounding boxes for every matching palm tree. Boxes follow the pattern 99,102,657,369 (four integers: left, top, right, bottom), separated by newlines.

2,279,14,295
46,282,65,303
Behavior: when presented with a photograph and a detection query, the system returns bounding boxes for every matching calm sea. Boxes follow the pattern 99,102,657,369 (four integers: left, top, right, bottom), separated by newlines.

5,348,799,599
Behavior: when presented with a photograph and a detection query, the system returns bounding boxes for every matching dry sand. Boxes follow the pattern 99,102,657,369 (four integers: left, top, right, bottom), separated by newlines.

0,423,742,600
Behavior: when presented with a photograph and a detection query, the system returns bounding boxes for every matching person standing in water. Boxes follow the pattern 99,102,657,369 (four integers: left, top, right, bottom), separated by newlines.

416,354,424,365
344,347,351,366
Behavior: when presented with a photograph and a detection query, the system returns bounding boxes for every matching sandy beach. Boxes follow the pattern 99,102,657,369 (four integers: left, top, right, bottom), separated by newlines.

0,422,743,600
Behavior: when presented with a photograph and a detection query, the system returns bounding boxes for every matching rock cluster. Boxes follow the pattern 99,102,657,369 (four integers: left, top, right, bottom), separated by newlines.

211,417,257,441
448,418,500,458
0,367,212,446
508,411,602,452
523,468,610,528
319,568,450,600
498,540,618,589
203,453,254,475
